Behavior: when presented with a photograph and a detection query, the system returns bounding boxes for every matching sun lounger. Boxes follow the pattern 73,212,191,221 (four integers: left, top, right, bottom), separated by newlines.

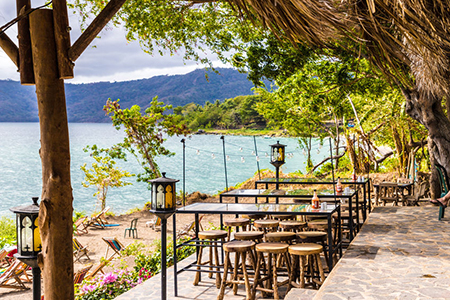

147,217,161,231
74,217,89,235
73,264,93,284
102,237,128,260
84,258,111,280
176,216,204,239
73,238,90,262
0,249,12,268
0,260,29,290
85,207,110,229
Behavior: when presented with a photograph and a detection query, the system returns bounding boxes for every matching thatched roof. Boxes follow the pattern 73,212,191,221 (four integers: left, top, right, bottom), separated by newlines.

226,0,450,97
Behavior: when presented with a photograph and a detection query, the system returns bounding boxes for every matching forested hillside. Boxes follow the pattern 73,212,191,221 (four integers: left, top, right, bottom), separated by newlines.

0,68,264,122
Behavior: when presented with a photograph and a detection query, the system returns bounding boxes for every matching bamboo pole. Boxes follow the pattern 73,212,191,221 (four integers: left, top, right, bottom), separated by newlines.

29,8,74,300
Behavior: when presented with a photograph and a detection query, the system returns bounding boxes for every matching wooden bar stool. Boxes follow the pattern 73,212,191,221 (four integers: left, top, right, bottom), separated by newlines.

288,243,325,289
234,231,264,243
217,241,256,300
224,218,250,241
193,230,227,288
242,214,266,230
279,220,307,232
265,232,296,244
296,231,332,270
252,242,293,300
254,219,279,240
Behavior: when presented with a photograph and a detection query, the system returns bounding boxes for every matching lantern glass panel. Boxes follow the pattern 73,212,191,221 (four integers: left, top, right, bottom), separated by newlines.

166,185,173,209
34,218,41,251
278,147,284,162
157,184,164,209
16,216,21,252
152,186,157,210
272,148,278,163
21,216,33,253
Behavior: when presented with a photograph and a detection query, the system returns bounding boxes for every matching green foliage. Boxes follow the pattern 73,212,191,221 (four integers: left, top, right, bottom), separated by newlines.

81,145,134,210
176,95,267,130
104,98,190,186
134,236,196,275
0,217,16,249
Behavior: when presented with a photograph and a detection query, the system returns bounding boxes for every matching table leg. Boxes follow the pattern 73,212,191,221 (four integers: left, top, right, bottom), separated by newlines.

327,215,333,271
349,196,354,241
173,214,178,296
356,192,360,232
362,184,367,221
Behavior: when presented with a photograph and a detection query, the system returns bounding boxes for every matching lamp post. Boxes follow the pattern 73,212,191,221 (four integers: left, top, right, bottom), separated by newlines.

10,197,42,300
270,141,286,190
149,172,179,300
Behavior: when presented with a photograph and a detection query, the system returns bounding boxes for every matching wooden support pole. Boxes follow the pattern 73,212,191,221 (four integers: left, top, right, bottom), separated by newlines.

68,0,127,62
0,33,19,68
53,0,74,79
16,0,35,85
29,8,74,300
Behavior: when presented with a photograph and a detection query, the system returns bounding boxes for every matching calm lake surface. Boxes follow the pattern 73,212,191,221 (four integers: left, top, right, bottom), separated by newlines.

0,123,328,216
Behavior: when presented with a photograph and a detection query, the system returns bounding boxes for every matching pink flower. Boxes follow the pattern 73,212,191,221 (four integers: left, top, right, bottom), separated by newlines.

102,272,118,284
81,284,97,293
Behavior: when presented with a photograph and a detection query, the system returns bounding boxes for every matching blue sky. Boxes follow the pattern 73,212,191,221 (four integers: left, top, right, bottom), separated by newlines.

0,1,227,83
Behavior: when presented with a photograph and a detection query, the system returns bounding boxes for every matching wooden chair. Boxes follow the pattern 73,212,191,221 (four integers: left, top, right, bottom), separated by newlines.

74,217,89,235
378,182,401,206
435,163,449,220
402,181,428,206
0,260,29,290
102,237,128,259
176,216,204,239
73,237,90,262
86,207,110,229
124,218,138,238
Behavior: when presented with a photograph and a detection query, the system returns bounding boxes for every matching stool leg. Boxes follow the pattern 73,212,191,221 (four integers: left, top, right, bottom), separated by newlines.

214,240,221,289
233,250,240,295
316,253,325,286
209,241,214,279
251,252,262,299
284,252,293,294
273,254,279,300
193,245,203,286
299,255,305,288
241,252,252,300
218,251,230,300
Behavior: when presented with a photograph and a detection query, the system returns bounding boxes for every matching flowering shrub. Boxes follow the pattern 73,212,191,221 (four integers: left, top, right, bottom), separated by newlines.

75,268,151,300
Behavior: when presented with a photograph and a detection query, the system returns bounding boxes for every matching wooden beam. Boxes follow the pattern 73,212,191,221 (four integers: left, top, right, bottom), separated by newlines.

29,8,74,300
16,0,35,85
68,0,127,62
53,0,74,79
0,32,19,68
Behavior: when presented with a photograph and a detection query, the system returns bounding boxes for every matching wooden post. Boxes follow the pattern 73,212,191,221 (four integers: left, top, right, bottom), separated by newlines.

0,33,19,68
29,8,74,300
52,0,74,79
16,0,35,85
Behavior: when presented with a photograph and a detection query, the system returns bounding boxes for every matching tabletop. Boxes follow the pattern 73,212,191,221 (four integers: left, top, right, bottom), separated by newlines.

255,177,369,184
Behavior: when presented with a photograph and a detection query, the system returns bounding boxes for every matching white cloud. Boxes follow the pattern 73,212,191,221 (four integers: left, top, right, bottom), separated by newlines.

0,1,231,84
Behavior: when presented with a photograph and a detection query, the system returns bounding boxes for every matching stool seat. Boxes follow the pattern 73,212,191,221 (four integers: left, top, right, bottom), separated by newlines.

265,232,296,243
242,214,266,220
279,220,306,231
234,231,264,241
296,231,327,239
223,240,255,252
288,243,323,256
254,219,279,228
198,230,228,240
256,242,289,254
224,218,251,227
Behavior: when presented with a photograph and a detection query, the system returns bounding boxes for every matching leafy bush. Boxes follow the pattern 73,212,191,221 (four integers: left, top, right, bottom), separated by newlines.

75,269,149,300
134,236,196,275
0,217,16,249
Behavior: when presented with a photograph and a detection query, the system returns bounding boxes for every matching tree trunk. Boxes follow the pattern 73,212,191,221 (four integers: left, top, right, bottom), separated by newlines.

29,9,74,300
405,89,450,192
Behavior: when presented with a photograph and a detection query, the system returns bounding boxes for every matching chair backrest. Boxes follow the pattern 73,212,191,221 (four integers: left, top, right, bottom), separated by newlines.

0,260,23,283
73,238,83,251
130,218,138,229
73,264,93,284
435,163,449,196
379,182,399,199
155,217,161,226
0,249,7,261
103,237,124,251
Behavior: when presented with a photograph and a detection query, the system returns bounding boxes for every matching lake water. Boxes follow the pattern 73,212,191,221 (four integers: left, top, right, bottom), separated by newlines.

0,123,329,217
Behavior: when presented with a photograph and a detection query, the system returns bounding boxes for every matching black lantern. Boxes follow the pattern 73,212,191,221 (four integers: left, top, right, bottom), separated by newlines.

149,172,179,300
270,141,286,189
10,197,41,260
270,140,286,168
10,197,42,300
149,172,179,218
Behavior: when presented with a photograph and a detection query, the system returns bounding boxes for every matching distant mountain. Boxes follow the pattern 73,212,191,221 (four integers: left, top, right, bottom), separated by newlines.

0,68,265,123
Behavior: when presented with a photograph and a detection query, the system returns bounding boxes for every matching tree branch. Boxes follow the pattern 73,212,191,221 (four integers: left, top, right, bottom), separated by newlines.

0,32,19,67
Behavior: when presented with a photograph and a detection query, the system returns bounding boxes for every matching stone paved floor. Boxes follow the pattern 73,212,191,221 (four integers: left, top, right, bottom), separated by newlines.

117,206,450,299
